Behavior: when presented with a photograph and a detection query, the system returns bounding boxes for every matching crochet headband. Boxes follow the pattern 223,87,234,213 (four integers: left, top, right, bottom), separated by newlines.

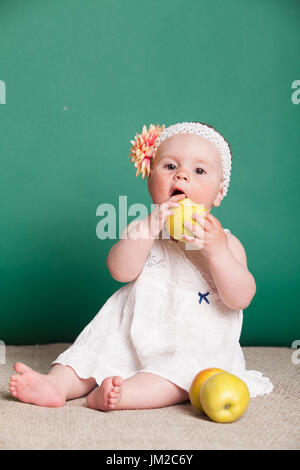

129,121,232,199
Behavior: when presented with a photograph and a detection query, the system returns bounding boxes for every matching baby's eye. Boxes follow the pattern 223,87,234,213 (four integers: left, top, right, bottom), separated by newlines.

165,163,177,170
164,164,206,174
195,168,205,175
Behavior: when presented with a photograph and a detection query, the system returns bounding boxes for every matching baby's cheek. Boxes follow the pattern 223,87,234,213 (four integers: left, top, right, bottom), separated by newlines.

150,174,168,203
193,181,214,201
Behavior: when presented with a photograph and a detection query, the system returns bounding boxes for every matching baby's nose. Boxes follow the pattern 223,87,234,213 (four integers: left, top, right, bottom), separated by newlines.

175,172,189,181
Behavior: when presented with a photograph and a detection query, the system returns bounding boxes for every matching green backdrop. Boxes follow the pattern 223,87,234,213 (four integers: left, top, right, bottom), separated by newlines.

1,0,299,346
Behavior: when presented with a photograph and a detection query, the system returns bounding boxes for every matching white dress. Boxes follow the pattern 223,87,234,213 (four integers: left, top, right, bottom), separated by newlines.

52,226,273,398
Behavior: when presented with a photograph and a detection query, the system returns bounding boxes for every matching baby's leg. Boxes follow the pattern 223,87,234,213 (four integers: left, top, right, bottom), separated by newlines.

9,362,97,407
86,372,189,411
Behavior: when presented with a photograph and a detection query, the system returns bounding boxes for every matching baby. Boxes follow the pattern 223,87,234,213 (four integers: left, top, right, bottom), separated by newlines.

9,122,273,411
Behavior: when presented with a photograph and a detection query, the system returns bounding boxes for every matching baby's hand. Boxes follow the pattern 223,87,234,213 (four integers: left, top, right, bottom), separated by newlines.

148,194,184,238
183,211,229,260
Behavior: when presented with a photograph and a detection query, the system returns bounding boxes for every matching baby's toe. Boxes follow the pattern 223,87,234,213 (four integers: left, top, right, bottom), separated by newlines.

108,397,117,404
108,390,119,399
9,383,18,396
9,380,17,390
14,362,32,374
108,399,117,409
112,376,123,387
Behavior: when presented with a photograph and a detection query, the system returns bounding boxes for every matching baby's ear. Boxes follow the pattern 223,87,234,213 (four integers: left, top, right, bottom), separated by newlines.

213,180,224,207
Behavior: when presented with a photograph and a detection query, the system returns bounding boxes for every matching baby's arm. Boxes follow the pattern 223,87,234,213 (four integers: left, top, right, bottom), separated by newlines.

107,194,183,283
106,215,155,283
208,233,256,310
106,195,182,283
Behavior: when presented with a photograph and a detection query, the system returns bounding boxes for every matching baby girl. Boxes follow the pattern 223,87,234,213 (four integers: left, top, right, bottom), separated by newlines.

9,122,273,411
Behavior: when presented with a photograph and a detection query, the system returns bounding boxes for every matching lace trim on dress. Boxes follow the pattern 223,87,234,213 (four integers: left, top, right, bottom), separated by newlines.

145,254,167,268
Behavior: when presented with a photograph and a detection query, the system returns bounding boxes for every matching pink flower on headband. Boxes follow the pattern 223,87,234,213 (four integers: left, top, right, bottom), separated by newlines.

129,124,165,179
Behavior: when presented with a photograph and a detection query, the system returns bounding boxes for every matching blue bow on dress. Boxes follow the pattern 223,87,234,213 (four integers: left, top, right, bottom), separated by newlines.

198,291,210,304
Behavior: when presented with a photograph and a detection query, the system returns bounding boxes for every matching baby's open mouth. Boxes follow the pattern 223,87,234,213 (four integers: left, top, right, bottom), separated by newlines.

171,189,186,197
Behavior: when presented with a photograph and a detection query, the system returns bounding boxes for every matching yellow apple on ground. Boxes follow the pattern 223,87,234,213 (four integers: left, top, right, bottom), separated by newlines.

200,372,250,423
165,197,208,242
189,368,225,413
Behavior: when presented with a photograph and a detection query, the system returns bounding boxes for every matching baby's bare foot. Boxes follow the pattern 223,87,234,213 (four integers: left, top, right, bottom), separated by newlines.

9,362,66,407
86,376,123,411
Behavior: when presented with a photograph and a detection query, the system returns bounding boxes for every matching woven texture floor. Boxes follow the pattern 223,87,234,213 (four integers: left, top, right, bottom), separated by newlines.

1,343,299,450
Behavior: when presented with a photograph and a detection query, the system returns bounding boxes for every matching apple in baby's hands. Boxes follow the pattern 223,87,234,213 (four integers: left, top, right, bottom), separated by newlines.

165,197,208,243
189,368,225,413
200,372,250,423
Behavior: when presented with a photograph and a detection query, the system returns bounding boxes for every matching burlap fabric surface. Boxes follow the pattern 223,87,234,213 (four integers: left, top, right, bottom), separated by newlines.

0,343,299,450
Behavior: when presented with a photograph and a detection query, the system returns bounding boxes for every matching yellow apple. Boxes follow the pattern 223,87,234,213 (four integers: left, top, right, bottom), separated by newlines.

189,368,225,413
200,372,250,423
165,197,208,243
